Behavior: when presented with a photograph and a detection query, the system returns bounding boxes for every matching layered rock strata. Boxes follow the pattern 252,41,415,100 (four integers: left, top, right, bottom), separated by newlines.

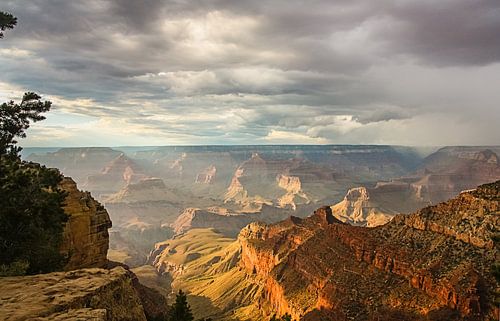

60,177,112,270
237,181,500,320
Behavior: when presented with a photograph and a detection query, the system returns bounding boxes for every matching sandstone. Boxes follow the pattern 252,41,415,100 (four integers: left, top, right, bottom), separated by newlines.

60,177,112,270
0,267,147,321
277,174,310,210
234,181,500,320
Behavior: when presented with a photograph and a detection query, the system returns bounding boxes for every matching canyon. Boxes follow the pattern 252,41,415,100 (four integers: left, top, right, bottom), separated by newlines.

148,180,500,320
25,145,500,244
4,145,499,320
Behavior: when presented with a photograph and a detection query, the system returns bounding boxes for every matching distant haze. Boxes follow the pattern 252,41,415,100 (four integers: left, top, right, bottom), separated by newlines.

1,0,499,146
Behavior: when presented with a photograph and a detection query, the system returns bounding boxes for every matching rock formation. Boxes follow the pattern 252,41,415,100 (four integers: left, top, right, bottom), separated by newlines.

59,177,112,270
104,178,180,203
103,177,188,230
330,186,395,227
28,145,500,224
169,203,317,238
237,181,499,320
277,174,310,210
149,181,499,320
409,147,500,204
172,207,260,236
196,165,217,184
330,183,430,227
84,153,149,197
225,167,250,202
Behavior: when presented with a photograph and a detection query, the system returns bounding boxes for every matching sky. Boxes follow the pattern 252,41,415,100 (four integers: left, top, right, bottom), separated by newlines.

1,0,499,147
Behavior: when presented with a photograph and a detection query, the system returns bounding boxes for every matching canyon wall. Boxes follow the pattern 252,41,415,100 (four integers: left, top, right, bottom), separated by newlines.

60,177,112,270
237,181,499,320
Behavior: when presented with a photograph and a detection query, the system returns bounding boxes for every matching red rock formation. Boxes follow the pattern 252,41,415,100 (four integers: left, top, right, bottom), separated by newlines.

238,181,500,320
410,147,500,204
330,183,431,227
59,177,112,270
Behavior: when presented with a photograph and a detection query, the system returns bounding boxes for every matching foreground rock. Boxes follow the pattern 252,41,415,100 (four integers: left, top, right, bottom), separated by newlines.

0,175,169,321
0,267,148,321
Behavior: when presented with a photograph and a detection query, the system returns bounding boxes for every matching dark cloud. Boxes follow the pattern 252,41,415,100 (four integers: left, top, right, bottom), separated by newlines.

0,0,499,146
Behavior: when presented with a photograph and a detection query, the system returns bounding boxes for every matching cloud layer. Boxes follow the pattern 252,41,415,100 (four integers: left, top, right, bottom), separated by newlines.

1,0,499,146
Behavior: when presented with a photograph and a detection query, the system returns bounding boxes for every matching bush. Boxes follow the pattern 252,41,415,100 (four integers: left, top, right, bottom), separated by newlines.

0,260,29,276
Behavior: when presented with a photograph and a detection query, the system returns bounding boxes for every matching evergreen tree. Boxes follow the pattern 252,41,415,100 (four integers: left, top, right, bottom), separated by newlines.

0,11,17,38
0,11,68,276
1,92,52,157
168,290,194,321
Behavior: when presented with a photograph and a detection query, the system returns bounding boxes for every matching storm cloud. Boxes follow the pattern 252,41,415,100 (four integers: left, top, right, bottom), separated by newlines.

1,0,499,146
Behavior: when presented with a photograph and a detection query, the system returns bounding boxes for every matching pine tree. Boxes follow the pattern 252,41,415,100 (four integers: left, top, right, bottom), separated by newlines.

168,290,194,321
0,11,68,276
0,11,17,38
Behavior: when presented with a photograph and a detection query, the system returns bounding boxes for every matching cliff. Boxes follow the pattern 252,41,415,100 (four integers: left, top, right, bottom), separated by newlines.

171,207,259,236
83,153,149,196
277,174,310,210
0,267,148,321
237,181,500,320
60,177,112,270
330,186,395,227
330,183,430,227
411,148,500,204
104,178,180,203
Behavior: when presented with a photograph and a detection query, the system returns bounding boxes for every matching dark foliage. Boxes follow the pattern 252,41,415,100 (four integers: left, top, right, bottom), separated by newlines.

1,92,52,157
168,290,194,321
0,11,16,38
0,157,69,275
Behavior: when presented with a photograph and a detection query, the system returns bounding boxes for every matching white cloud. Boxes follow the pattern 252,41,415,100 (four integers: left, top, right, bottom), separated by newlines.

263,130,330,144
